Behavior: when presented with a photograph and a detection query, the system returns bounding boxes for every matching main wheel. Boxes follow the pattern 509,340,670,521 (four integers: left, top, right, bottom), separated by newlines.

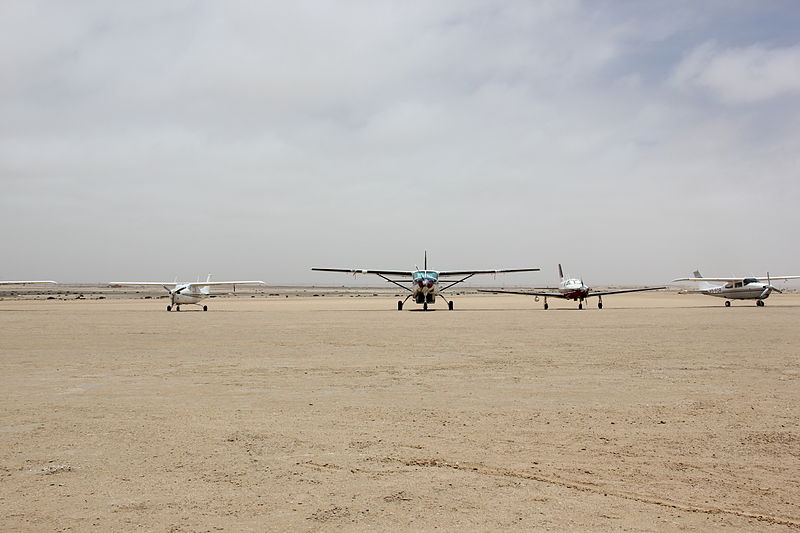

202,305,208,311
724,301,731,307
578,303,583,310
397,300,403,311
448,301,454,310
544,303,549,310
166,305,172,312
598,302,603,309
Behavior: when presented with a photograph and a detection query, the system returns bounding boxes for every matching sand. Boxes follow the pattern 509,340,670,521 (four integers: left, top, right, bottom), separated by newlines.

1,290,799,532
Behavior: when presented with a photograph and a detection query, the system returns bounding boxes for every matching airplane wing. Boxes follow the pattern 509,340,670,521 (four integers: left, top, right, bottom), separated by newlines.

109,282,177,287
588,286,666,297
311,268,414,277
187,281,265,288
671,276,800,282
0,280,57,285
438,268,540,277
477,289,568,299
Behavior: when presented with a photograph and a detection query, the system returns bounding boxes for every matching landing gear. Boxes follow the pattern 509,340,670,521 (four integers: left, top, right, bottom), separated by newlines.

543,297,548,310
448,301,454,310
725,300,731,307
175,306,181,312
423,302,428,311
757,300,765,307
398,300,403,311
203,305,208,311
598,296,603,310
166,305,172,312
578,302,583,310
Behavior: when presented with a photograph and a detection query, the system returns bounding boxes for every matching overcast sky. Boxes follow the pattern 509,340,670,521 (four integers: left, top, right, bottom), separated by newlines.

2,1,799,285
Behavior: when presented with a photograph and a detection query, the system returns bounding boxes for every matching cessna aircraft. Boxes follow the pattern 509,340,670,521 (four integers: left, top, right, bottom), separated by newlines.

479,264,664,309
670,270,800,307
109,275,265,311
312,253,539,310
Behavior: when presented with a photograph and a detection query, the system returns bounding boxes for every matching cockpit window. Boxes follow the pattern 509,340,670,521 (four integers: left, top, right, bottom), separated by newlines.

412,271,439,281
742,278,758,285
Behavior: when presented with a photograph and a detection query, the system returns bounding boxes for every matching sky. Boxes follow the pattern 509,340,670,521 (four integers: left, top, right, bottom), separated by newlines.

2,1,799,285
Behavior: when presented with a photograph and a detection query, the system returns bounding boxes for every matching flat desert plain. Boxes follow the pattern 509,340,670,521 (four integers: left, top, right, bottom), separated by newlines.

1,291,799,532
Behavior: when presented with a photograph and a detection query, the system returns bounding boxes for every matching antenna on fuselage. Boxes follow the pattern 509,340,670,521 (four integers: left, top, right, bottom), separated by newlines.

558,264,564,281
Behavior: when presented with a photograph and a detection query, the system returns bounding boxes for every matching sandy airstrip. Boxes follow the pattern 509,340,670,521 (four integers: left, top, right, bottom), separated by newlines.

1,287,799,532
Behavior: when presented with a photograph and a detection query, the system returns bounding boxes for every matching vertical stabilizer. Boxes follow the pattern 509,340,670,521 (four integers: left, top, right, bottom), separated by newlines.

424,251,427,270
558,264,564,280
693,270,702,278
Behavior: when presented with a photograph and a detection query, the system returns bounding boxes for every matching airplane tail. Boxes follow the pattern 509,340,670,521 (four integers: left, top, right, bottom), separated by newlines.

202,273,212,294
424,251,427,271
693,270,702,278
558,264,564,280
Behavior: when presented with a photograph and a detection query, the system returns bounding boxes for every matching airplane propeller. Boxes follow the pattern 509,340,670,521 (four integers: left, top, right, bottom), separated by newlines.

760,272,782,299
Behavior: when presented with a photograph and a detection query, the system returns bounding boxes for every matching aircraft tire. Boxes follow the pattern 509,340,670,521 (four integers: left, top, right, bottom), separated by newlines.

203,305,208,311
397,301,403,311
578,303,583,310
166,305,172,312
176,306,180,312
423,302,428,311
725,301,731,307
757,300,765,307
448,301,454,310
544,303,549,310
598,302,603,309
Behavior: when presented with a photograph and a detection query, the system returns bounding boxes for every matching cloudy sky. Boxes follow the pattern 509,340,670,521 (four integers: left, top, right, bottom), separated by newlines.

2,1,799,285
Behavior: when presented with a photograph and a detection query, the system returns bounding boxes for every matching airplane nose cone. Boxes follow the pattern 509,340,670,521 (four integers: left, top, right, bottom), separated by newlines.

426,280,434,288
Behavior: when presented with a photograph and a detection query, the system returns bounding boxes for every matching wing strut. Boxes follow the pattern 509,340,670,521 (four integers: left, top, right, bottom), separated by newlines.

440,274,476,292
376,273,413,293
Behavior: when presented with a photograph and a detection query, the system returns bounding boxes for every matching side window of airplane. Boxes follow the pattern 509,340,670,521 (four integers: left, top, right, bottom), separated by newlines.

734,282,743,288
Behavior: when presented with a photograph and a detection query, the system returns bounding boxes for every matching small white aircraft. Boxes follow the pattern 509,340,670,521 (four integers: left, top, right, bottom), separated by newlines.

671,270,800,307
109,275,265,311
480,264,665,309
312,252,539,310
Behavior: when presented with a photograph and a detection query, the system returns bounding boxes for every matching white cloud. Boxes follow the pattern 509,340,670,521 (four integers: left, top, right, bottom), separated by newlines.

671,41,800,103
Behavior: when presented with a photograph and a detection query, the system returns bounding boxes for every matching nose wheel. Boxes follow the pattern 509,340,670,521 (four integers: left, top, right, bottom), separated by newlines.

203,305,208,311
756,300,765,307
725,301,731,307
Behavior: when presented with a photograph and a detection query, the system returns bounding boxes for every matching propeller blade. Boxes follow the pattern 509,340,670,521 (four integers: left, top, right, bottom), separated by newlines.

759,287,772,300
162,285,172,293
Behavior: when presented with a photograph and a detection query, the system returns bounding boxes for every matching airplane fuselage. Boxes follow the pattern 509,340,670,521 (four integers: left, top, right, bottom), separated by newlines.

559,278,590,301
412,270,438,304
701,279,773,300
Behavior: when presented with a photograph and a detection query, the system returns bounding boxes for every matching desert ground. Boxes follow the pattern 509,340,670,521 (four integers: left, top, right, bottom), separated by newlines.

1,287,799,532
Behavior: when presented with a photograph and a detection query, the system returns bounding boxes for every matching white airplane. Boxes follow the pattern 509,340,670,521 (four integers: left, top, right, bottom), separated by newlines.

312,252,539,310
480,264,665,309
671,270,800,307
109,275,265,311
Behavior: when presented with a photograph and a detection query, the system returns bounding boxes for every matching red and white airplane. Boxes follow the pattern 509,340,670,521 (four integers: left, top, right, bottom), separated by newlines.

480,264,664,309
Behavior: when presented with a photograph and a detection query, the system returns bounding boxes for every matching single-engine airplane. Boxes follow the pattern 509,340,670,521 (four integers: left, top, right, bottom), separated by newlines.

479,264,664,309
109,275,265,311
670,270,800,307
312,252,539,310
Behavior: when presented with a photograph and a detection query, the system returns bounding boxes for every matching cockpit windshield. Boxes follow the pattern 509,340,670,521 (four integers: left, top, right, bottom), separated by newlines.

742,278,759,285
412,271,439,281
